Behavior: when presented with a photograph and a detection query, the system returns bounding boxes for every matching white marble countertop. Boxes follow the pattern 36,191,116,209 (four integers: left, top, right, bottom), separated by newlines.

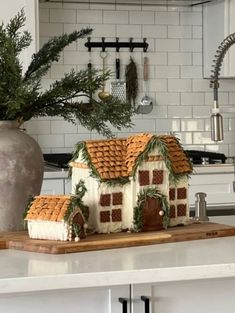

2,224,235,294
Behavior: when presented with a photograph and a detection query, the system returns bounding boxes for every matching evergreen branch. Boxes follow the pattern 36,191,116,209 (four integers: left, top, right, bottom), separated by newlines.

24,28,93,81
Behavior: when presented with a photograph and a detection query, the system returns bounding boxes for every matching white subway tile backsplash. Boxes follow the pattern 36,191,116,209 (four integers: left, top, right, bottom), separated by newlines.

193,132,212,145
103,10,128,25
51,121,77,134
130,119,156,133
192,52,202,65
168,79,191,92
148,105,168,118
149,79,167,92
77,10,102,24
142,25,167,38
147,52,167,65
168,106,192,118
130,11,155,24
168,52,191,65
155,119,180,132
38,134,65,148
181,119,204,131
50,9,76,23
181,66,202,78
168,25,191,39
155,12,179,25
37,3,235,153
39,9,49,23
156,39,179,51
180,12,202,25
65,133,91,147
155,65,179,78
40,23,63,37
155,92,180,106
180,39,202,52
176,132,193,145
205,92,229,106
116,25,142,37
25,121,51,135
181,92,204,106
192,26,202,39
192,105,210,118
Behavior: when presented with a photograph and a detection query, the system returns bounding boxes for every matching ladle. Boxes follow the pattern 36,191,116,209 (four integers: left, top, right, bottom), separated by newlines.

98,51,111,101
136,56,153,114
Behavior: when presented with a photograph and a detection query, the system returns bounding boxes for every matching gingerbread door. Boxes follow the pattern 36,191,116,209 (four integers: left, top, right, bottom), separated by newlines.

142,196,163,231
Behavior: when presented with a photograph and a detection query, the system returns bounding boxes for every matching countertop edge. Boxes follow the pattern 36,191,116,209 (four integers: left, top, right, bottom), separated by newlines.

1,263,235,294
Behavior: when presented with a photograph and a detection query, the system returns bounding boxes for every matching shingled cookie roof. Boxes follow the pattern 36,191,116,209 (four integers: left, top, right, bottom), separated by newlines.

72,133,192,180
25,195,71,222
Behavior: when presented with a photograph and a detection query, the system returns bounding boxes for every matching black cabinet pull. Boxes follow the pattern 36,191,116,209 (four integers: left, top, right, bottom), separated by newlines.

141,296,150,313
118,297,128,313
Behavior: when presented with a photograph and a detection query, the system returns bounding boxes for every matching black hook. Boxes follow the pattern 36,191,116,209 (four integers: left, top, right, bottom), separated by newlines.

116,37,120,52
129,37,134,52
101,37,105,52
143,38,148,53
87,37,91,52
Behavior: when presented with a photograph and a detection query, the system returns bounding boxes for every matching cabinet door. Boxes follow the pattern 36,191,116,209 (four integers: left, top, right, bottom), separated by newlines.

41,179,64,195
133,278,235,313
0,285,130,313
189,173,235,207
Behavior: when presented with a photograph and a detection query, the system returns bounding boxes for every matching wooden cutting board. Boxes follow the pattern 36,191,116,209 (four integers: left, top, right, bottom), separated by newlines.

1,222,235,254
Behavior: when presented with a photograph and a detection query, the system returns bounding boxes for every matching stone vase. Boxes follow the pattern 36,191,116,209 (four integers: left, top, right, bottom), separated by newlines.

0,121,44,231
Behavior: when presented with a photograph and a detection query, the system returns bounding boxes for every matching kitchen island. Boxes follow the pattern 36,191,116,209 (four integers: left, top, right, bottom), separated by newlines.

1,226,235,313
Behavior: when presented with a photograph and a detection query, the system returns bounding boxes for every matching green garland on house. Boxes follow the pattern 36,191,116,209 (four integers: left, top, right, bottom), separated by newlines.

69,141,101,180
131,135,190,186
133,187,170,231
64,179,89,223
70,141,130,186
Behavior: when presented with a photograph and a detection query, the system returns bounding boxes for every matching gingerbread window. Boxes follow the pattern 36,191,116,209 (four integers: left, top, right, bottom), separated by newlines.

177,188,187,200
100,211,110,223
170,205,176,218
100,194,111,206
177,204,186,216
112,192,123,205
139,170,150,186
152,170,163,184
112,209,122,222
169,188,176,201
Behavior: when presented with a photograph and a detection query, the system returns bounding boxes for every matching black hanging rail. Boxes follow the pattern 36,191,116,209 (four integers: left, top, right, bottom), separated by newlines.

85,37,148,52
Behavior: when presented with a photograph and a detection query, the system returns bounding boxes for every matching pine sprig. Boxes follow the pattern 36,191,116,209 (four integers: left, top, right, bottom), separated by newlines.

0,10,134,137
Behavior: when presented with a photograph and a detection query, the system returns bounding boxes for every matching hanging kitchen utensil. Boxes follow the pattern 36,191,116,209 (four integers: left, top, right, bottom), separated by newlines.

98,51,111,101
110,41,126,101
136,56,153,114
125,56,138,109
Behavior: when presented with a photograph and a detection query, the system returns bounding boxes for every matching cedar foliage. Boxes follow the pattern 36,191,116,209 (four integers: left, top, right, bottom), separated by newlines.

0,9,134,137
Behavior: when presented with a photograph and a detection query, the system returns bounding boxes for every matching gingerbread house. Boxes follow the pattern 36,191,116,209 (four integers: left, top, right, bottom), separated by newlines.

70,133,193,234
25,189,89,241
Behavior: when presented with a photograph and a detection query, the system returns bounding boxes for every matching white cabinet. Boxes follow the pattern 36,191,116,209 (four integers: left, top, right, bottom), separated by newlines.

132,279,235,313
203,0,235,78
0,285,129,313
188,165,235,208
189,172,235,208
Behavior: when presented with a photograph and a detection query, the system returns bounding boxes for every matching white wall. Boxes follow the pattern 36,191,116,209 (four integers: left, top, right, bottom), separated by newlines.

25,1,235,156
